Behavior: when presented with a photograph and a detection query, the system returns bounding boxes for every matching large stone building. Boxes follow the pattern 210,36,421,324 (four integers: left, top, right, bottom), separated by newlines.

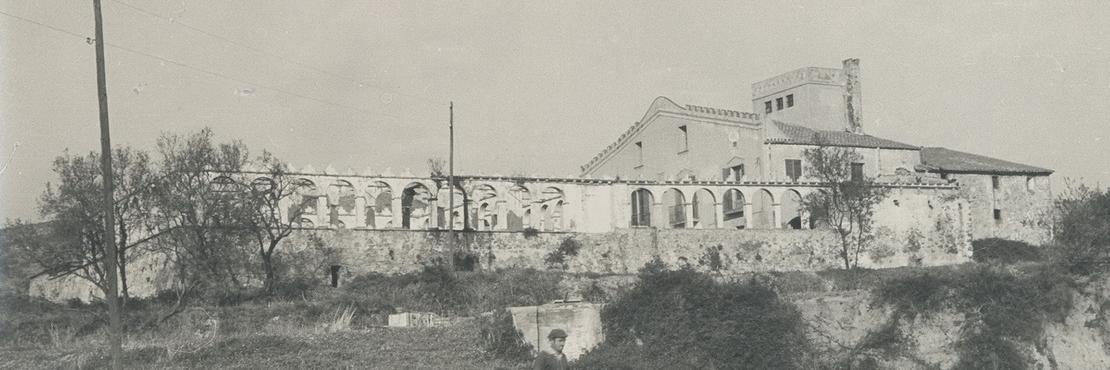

25,59,1053,301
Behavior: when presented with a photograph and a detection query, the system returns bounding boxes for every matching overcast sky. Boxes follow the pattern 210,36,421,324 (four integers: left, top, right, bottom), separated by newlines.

2,0,1108,222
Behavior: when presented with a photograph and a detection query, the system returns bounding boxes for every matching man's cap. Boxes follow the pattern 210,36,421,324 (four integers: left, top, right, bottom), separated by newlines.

547,329,567,339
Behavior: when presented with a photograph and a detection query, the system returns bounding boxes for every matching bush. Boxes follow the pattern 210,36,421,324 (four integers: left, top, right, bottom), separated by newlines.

1053,185,1110,274
972,238,1043,264
338,267,563,317
580,266,813,369
545,237,582,269
870,264,1073,369
475,308,532,362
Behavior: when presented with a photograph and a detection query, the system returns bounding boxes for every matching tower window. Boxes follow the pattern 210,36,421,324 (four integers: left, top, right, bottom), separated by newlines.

991,175,1000,190
776,97,784,111
635,141,644,166
786,94,794,108
764,101,772,114
993,209,1002,222
678,125,688,152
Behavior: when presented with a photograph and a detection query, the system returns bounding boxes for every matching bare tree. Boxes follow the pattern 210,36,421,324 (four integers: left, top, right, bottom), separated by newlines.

16,147,154,301
240,150,308,294
800,139,890,269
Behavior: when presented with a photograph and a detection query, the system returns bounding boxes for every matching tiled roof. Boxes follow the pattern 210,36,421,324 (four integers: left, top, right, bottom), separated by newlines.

767,121,920,150
919,147,1053,175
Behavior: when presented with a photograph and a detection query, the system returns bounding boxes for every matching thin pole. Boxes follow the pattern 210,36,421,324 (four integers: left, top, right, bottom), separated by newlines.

447,102,454,266
92,0,122,368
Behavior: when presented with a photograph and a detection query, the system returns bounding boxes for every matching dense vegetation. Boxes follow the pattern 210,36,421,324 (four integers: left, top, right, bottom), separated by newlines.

574,259,814,370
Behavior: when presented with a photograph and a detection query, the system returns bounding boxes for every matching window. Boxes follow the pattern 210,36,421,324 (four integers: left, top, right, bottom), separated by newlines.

1026,176,1035,192
785,159,802,182
786,94,794,108
993,209,1002,222
851,162,864,182
764,101,772,114
940,173,949,180
635,141,643,167
678,125,688,152
631,189,653,227
731,164,745,181
991,175,1000,190
776,97,784,111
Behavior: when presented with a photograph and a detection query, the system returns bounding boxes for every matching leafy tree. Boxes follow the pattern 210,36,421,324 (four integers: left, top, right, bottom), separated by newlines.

1052,182,1110,273
239,150,308,294
14,147,154,301
150,128,254,299
800,140,890,269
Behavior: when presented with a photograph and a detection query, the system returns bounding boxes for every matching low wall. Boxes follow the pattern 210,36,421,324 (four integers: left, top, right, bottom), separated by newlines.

283,223,970,283
508,303,605,361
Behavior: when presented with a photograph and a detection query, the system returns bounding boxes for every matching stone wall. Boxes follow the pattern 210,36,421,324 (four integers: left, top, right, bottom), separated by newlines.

951,173,1053,245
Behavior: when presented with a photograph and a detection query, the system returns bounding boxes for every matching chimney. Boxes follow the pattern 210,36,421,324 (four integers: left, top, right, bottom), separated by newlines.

843,58,863,134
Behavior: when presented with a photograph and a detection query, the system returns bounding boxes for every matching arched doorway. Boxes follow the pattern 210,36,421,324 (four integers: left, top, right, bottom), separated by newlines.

630,188,654,227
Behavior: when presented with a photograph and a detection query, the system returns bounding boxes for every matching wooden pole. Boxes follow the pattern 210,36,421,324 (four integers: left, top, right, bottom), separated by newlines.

447,102,454,267
92,0,122,368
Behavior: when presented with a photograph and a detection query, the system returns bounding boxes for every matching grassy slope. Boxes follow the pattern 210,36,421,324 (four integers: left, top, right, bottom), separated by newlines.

1,324,528,369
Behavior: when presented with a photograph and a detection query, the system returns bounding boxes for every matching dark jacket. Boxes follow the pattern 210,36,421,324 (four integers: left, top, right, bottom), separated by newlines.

534,351,568,370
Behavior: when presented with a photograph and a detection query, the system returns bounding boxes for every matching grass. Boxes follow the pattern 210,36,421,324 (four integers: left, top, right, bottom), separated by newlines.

0,317,529,369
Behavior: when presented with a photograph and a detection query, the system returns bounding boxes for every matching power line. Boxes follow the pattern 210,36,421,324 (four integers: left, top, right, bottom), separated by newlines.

107,0,447,107
0,9,410,120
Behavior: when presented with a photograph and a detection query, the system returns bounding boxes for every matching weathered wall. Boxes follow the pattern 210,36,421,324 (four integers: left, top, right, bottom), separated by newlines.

794,277,1110,369
508,303,604,361
950,173,1053,245
752,67,850,133
582,98,764,182
766,145,922,182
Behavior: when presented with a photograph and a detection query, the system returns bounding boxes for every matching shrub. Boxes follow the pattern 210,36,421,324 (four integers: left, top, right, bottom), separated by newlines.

338,267,563,317
545,237,582,269
582,266,813,369
972,238,1042,264
475,308,532,362
869,264,1073,369
1052,184,1110,274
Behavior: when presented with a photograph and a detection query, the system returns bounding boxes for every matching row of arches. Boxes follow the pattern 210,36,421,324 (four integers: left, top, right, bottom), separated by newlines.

630,187,808,230
235,176,572,232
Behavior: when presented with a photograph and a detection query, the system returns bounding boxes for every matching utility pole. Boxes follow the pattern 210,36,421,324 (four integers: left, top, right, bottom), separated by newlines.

447,102,454,267
92,1,122,368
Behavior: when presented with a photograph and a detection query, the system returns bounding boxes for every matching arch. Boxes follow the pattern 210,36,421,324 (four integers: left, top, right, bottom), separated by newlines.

809,189,831,229
437,185,467,230
506,185,531,231
781,189,804,229
538,187,564,231
662,188,687,228
691,188,716,229
401,182,433,230
296,217,315,228
554,200,565,231
289,178,319,218
477,202,496,231
472,184,498,202
328,180,357,216
365,181,393,228
752,188,775,229
251,177,275,194
722,188,747,229
209,176,238,193
630,188,655,227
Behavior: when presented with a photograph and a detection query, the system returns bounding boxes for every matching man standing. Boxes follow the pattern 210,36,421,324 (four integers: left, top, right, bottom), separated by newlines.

534,328,569,370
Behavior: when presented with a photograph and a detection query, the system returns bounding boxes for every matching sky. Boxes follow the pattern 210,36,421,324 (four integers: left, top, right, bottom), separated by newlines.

2,0,1109,222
